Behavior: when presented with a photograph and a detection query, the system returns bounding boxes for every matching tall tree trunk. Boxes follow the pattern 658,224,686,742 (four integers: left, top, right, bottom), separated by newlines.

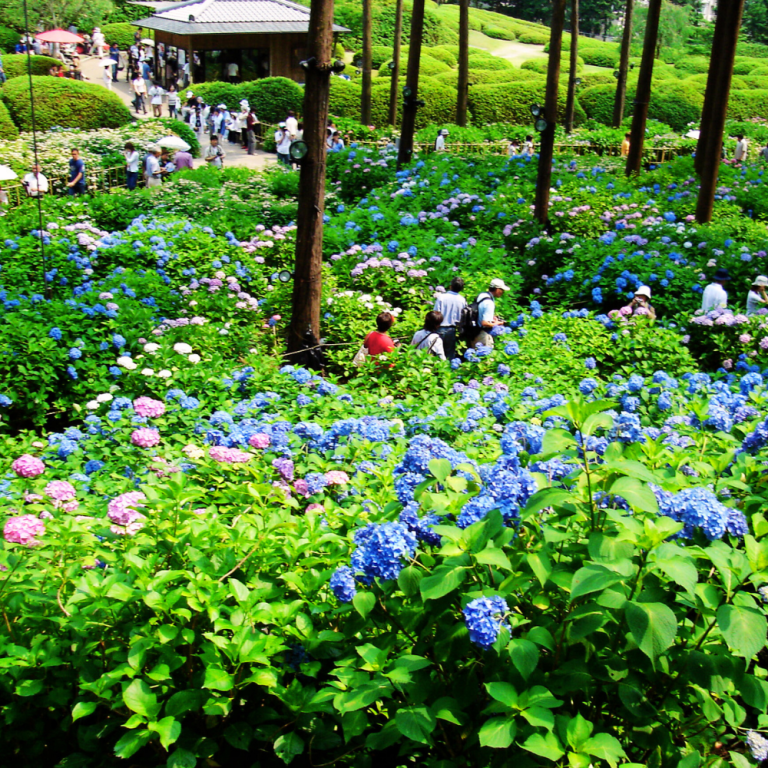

612,0,633,128
624,0,661,176
456,0,469,127
534,0,566,224
397,0,425,168
565,0,578,133
388,0,403,126
695,0,745,223
287,0,334,352
361,0,372,125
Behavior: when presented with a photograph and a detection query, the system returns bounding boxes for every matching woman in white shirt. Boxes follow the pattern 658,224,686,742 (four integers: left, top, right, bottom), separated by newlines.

166,85,179,119
149,82,164,117
124,142,140,190
410,311,446,360
747,276,768,314
132,74,147,114
237,102,250,149
435,128,448,151
102,64,112,90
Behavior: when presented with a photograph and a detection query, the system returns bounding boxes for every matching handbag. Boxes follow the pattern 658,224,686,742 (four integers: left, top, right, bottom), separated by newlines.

352,345,368,367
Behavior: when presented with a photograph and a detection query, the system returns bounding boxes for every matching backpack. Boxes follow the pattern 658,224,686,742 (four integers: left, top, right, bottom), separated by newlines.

457,293,492,341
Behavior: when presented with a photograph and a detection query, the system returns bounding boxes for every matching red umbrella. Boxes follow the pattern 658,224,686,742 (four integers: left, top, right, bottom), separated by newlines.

35,29,84,43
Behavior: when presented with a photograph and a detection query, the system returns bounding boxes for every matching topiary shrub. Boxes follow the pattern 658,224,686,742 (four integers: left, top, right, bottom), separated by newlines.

426,46,458,67
647,81,703,131
674,55,710,74
482,24,515,40
189,81,242,111
521,56,583,75
0,100,18,140
378,56,452,79
467,52,514,71
0,26,18,53
1,76,132,131
736,41,768,58
574,83,620,124
329,78,361,119
578,44,619,68
2,54,61,78
727,89,768,122
353,45,393,69
334,42,345,58
468,80,585,126
239,77,303,123
747,66,768,78
580,72,616,88
371,77,457,129
732,58,763,75
517,29,550,45
102,23,148,48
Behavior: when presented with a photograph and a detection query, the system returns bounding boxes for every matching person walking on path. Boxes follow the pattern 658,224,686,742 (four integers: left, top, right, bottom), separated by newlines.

149,81,164,117
471,278,508,348
124,142,140,190
109,44,120,80
166,85,179,119
246,108,259,155
411,311,446,360
204,135,226,168
90,28,105,58
237,101,250,150
433,277,467,360
102,63,113,90
702,268,731,312
275,123,291,165
67,149,86,196
132,73,148,114
747,275,768,315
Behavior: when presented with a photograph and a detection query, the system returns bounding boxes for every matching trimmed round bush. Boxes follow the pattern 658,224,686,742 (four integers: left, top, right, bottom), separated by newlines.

468,81,585,126
647,82,703,131
433,67,542,89
353,46,393,69
1,76,132,131
727,89,768,122
189,81,242,111
483,24,515,41
674,55,710,74
521,56,583,75
747,66,768,78
102,23,148,48
0,100,18,140
371,77,457,129
426,46,458,67
580,72,616,88
517,30,550,45
239,77,303,123
378,56,452,79
467,52,514,71
329,78,362,119
0,25,19,53
732,58,763,75
2,54,61,78
578,84,622,124
579,44,619,68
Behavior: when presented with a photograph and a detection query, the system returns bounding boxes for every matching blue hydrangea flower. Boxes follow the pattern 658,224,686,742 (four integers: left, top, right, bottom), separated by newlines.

49,327,62,341
349,522,417,583
585,357,596,370
330,566,357,602
463,596,510,650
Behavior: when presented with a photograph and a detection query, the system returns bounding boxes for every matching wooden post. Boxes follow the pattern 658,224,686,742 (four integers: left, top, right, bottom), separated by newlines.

534,0,566,224
388,0,403,127
612,0,633,127
695,0,745,223
287,0,334,352
456,0,469,127
397,0,425,168
624,0,661,176
361,0,372,125
565,0,578,133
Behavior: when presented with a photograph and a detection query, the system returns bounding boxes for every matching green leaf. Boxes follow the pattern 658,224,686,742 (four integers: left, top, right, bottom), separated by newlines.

510,639,539,681
566,713,593,751
395,706,436,744
165,690,205,717
114,729,152,759
485,681,517,708
475,548,512,571
527,550,552,587
609,476,659,514
677,751,701,768
419,566,466,601
229,578,249,602
15,679,43,697
428,458,452,483
541,428,577,455
520,732,565,761
523,488,574,518
478,717,516,748
224,722,253,751
717,604,768,660
166,747,197,768
397,566,423,597
583,733,627,767
149,716,181,750
72,701,98,722
203,667,234,692
353,590,376,619
274,732,304,764
521,706,555,730
625,602,677,665
123,679,160,718
570,564,622,602
654,556,697,597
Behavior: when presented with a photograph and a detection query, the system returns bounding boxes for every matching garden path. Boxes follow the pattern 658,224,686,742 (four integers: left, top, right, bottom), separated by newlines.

79,55,277,172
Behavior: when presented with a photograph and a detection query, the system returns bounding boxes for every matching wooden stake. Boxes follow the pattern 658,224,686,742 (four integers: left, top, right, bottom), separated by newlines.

397,0,425,168
612,0,633,128
361,0,372,126
457,0,469,127
388,0,403,127
565,0,578,134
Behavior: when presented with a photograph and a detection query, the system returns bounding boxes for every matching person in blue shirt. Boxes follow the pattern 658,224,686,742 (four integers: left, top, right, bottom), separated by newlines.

67,149,86,196
471,278,508,348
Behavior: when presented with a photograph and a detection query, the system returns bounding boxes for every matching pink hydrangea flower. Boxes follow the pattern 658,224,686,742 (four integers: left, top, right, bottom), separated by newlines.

293,478,310,497
208,446,251,464
107,492,147,534
760,337,768,351
324,470,350,486
12,454,46,478
62,500,80,513
133,397,166,418
4,515,45,546
44,480,76,501
723,359,733,369
739,334,752,344
249,433,271,449
131,428,161,448
306,503,324,513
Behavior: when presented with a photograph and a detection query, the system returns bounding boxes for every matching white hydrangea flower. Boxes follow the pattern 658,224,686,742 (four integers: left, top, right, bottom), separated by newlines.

173,343,193,354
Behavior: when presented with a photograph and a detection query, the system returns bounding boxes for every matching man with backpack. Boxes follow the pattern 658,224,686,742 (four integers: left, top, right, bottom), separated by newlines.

464,278,508,348
433,277,467,361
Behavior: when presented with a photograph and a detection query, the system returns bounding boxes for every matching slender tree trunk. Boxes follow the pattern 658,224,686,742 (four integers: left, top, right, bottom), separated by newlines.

565,0,578,133
456,0,469,127
361,0,372,125
287,0,334,352
534,0,566,224
388,0,403,126
695,0,745,223
612,0,633,127
397,0,425,168
624,0,661,176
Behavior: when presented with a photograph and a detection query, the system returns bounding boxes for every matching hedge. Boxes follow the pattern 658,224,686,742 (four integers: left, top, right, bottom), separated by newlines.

647,81,704,131
520,56,584,75
467,52,514,71
101,23,148,48
371,77,457,129
736,41,768,58
548,38,619,69
732,58,763,75
727,90,768,122
580,73,616,88
238,77,303,123
578,84,618,125
433,67,543,89
468,81,585,126
189,81,242,111
674,56,710,74
1,76,132,131
0,25,18,53
517,30,550,45
2,54,61,78
329,78,362,119
426,46,458,67
0,100,18,140
378,56,452,78
482,24,515,41
353,46,394,69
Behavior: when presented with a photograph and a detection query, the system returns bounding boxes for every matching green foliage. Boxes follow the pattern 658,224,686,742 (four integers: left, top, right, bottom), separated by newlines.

520,55,584,75
0,100,18,141
482,23,516,40
467,50,514,71
0,25,19,53
2,76,132,131
239,77,304,124
353,45,393,68
647,81,703,132
101,22,148,48
727,89,768,122
1,54,60,78
424,45,457,67
674,55,710,74
733,57,765,75
517,29,550,45
189,81,242,111
329,78,362,120
468,81,585,127
371,77,457,129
